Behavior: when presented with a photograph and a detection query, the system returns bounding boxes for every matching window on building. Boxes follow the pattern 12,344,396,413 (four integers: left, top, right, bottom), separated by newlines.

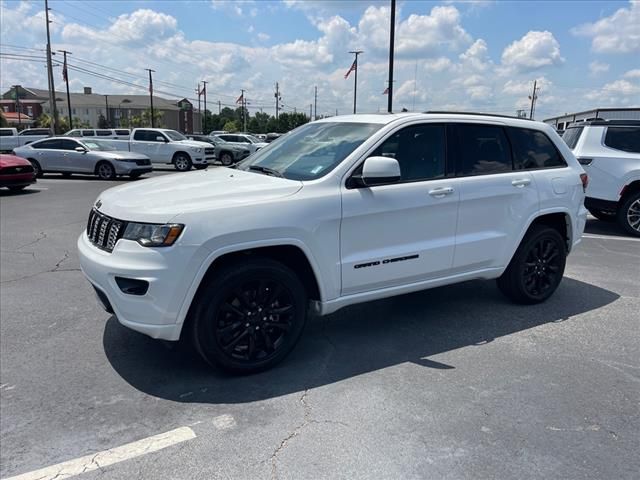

1,106,8,113
85,109,89,115
27,106,33,116
72,108,76,115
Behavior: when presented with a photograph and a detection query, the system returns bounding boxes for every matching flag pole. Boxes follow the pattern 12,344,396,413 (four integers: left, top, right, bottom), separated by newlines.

58,50,72,129
348,50,363,114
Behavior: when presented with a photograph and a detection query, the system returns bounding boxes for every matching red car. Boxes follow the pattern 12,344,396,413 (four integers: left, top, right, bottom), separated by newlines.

0,154,37,191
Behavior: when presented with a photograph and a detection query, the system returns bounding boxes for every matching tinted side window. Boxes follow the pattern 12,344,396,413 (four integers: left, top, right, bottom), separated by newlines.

604,127,640,153
60,139,80,150
219,135,233,142
0,130,12,136
509,128,566,170
96,130,112,136
452,124,512,176
32,139,62,149
68,130,82,137
133,130,150,141
371,124,446,182
115,130,130,136
81,130,94,136
562,127,583,149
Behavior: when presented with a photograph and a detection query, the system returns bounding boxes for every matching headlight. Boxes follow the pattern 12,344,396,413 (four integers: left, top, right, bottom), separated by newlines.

190,147,202,153
122,222,184,247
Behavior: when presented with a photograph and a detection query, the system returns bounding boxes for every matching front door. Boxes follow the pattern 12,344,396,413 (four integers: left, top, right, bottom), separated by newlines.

340,123,459,295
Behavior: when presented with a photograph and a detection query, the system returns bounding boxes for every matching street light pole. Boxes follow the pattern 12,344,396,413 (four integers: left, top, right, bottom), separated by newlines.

13,85,21,128
58,49,72,129
44,0,59,134
348,50,363,114
146,68,155,127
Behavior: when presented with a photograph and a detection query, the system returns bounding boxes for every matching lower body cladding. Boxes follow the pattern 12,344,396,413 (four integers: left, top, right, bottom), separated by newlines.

77,232,209,341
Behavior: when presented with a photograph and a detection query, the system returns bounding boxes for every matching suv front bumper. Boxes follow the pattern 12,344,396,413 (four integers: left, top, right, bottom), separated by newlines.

77,232,203,341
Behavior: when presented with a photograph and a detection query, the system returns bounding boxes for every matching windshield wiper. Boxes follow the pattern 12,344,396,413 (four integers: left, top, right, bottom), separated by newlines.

248,165,283,177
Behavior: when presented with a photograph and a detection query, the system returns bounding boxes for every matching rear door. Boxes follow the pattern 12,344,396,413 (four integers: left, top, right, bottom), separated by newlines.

449,123,538,271
31,139,64,171
340,123,459,294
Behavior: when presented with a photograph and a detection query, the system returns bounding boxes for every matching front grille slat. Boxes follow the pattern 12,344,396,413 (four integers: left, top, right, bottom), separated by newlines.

1,165,34,175
85,209,126,253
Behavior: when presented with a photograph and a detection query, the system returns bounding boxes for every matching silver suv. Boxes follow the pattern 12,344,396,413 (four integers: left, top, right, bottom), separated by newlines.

563,120,640,236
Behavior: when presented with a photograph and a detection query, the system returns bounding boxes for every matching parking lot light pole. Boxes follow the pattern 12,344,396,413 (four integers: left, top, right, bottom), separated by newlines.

146,69,155,127
387,0,396,113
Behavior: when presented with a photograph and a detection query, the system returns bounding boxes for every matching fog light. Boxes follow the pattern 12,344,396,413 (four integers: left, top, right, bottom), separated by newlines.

115,277,149,296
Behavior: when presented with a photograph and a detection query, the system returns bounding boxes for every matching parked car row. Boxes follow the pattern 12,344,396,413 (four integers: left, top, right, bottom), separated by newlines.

0,128,51,153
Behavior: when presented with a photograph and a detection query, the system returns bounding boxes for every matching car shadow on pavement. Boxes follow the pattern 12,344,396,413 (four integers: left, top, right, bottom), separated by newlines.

0,188,39,196
103,277,619,404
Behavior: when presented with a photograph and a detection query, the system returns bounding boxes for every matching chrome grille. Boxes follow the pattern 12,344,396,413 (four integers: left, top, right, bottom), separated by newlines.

86,209,126,252
205,148,215,155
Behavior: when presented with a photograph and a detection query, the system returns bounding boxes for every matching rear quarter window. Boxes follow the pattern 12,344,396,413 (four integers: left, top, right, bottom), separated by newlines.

562,127,583,149
508,127,567,170
96,130,112,136
451,124,513,176
604,127,640,154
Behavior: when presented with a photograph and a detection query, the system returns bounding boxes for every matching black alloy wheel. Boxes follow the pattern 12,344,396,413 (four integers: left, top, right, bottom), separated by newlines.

497,225,566,304
191,258,307,373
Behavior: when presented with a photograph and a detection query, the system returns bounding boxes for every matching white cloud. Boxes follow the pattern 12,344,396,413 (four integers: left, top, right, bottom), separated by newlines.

589,61,609,76
257,32,270,42
571,0,640,54
624,69,640,79
585,73,640,106
459,39,491,71
501,31,564,72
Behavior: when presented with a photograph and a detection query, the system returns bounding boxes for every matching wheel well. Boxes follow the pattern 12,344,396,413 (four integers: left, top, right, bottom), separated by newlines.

182,245,321,341
172,151,190,163
529,213,570,250
620,181,640,202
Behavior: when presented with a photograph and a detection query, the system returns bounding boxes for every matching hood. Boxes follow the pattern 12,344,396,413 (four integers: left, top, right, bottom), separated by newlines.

0,154,32,168
175,140,212,149
254,142,268,148
96,167,303,223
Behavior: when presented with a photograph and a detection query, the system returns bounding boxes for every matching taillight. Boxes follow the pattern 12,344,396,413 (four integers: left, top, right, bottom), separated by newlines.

580,173,589,192
577,157,593,166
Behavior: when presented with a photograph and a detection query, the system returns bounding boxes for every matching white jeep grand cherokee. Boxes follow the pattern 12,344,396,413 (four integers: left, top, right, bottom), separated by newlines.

78,113,588,373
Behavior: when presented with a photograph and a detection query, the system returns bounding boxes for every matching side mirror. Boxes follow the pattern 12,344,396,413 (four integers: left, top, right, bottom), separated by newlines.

351,156,401,188
75,146,87,153
156,136,167,142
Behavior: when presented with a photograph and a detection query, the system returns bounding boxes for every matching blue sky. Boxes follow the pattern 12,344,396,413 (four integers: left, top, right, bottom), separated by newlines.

1,0,638,119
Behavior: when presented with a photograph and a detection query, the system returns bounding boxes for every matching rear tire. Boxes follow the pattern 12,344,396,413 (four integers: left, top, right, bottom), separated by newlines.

588,208,615,222
62,172,72,178
8,185,27,192
129,172,142,180
617,191,640,237
497,225,566,304
191,258,308,374
173,153,192,172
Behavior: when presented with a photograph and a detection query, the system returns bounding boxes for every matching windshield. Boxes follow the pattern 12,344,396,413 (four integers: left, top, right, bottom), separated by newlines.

236,122,382,181
81,139,118,151
164,130,187,141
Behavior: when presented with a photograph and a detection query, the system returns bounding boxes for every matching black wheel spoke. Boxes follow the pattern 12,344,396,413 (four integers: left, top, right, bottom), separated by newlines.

219,320,243,335
265,321,290,332
222,329,249,353
269,304,293,315
220,303,245,318
262,329,275,351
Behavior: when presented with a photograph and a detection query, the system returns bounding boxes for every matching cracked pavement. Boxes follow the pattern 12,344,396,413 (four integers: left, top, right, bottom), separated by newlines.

1,173,639,480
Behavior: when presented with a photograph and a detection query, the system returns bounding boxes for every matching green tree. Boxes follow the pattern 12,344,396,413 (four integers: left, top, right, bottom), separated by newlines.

222,120,240,132
97,114,109,129
0,111,7,128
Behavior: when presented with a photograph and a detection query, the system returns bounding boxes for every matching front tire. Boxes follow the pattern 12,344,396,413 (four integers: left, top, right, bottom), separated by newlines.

497,225,566,304
191,258,308,374
96,162,116,180
219,152,233,166
617,191,640,237
8,185,27,192
28,159,43,178
174,153,192,172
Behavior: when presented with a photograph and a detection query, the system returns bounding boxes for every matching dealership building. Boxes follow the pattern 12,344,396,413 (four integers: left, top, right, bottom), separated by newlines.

543,107,640,131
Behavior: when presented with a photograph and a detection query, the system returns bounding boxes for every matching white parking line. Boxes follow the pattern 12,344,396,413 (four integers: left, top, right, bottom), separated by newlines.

582,234,640,242
2,427,196,480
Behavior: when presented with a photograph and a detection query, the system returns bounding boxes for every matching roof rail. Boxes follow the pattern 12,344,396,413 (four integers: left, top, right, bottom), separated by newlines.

569,119,640,127
424,111,534,121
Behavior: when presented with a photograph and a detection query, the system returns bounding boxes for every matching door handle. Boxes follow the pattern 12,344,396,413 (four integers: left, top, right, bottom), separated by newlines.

428,187,454,197
512,178,531,188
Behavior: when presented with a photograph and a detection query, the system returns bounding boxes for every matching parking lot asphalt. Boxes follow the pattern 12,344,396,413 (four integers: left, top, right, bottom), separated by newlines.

1,170,639,480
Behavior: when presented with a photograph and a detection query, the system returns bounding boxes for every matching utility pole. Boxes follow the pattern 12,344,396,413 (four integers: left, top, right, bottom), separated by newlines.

309,103,312,120
348,51,363,114
145,68,155,127
104,95,109,127
202,80,207,132
57,49,72,129
44,0,58,134
313,86,318,120
528,80,539,120
387,0,396,113
274,82,280,120
196,83,201,133
13,85,21,128
240,89,246,132
218,100,221,115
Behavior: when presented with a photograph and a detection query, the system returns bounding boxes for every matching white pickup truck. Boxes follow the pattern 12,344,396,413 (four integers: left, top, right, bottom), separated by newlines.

0,128,50,153
111,128,214,171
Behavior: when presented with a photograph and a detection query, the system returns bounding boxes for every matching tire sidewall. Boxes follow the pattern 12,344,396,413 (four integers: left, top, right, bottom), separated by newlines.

192,260,307,373
617,191,640,237
174,154,192,171
29,159,42,178
97,162,115,180
512,228,566,303
220,153,233,166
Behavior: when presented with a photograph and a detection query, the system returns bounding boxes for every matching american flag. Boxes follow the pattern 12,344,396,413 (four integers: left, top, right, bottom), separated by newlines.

344,60,356,79
382,87,389,95
62,56,68,83
236,93,244,104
